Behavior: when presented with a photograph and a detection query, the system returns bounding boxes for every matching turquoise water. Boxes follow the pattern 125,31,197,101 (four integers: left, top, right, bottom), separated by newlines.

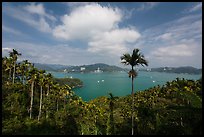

49,71,201,101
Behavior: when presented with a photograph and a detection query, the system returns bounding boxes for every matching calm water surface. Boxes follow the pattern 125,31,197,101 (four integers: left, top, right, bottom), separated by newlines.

49,71,201,101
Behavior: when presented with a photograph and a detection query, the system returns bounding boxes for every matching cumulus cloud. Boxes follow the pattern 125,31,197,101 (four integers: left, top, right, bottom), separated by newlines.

53,3,141,56
88,28,141,56
53,3,122,40
3,3,142,66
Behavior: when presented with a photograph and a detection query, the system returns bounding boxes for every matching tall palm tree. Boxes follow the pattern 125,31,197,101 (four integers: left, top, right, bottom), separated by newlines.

44,73,54,119
52,83,61,111
106,93,118,135
38,70,46,121
28,67,39,119
21,60,32,85
120,48,148,135
9,49,21,84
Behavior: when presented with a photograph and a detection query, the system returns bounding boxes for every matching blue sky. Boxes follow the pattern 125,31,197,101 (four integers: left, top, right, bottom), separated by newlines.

2,2,202,68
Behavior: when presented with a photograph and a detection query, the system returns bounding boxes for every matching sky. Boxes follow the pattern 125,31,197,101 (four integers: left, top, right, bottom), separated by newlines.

2,2,202,68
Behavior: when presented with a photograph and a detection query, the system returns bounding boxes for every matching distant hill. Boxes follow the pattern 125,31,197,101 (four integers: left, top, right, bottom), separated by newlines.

33,63,69,71
33,63,127,72
64,63,126,72
140,66,202,74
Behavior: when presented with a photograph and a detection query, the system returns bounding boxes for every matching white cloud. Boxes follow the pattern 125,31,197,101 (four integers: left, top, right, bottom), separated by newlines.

53,3,122,40
53,3,141,57
137,2,159,11
24,2,56,21
88,28,141,56
2,25,24,36
135,13,202,68
2,41,124,66
2,47,13,57
151,44,194,58
148,43,201,68
39,17,52,33
3,3,141,65
155,33,172,41
4,3,52,33
189,3,202,13
2,47,12,52
65,2,95,8
24,3,45,15
138,14,202,47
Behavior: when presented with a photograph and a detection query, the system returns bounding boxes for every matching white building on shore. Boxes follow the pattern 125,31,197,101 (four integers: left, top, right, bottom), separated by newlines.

94,67,103,73
80,67,86,71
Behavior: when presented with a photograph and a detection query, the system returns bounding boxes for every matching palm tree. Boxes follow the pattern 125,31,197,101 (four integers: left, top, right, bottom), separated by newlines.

120,48,148,135
52,83,61,111
106,93,118,135
3,57,13,81
44,73,53,119
38,70,46,121
21,60,32,85
9,49,21,84
28,67,39,119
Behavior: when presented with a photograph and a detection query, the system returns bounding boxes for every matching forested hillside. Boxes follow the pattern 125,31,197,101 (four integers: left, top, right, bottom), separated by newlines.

2,49,202,135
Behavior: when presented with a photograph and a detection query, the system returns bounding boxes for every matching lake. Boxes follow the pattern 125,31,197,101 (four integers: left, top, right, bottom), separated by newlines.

49,71,201,101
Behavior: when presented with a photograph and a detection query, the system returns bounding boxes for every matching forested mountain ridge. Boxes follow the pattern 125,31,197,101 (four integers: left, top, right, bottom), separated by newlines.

33,63,201,74
34,63,127,72
140,66,202,74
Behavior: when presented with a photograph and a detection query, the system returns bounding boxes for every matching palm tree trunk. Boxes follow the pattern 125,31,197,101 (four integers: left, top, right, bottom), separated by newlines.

95,115,98,135
64,98,66,110
46,85,49,119
38,86,43,121
22,72,24,84
9,68,12,81
12,63,16,84
47,85,49,96
30,80,34,119
57,99,59,111
131,66,134,135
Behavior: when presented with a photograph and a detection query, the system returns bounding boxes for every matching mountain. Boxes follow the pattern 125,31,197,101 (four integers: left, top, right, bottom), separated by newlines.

64,63,127,72
33,63,69,71
33,63,127,72
140,66,202,74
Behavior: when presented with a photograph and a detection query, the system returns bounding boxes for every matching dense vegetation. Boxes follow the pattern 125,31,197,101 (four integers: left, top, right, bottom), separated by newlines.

53,77,83,88
2,49,202,135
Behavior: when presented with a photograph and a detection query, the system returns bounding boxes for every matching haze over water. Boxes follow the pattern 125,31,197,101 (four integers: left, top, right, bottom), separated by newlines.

50,71,201,101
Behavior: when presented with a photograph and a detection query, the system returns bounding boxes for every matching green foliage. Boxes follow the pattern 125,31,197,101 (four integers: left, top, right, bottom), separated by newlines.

53,77,83,88
2,49,202,135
